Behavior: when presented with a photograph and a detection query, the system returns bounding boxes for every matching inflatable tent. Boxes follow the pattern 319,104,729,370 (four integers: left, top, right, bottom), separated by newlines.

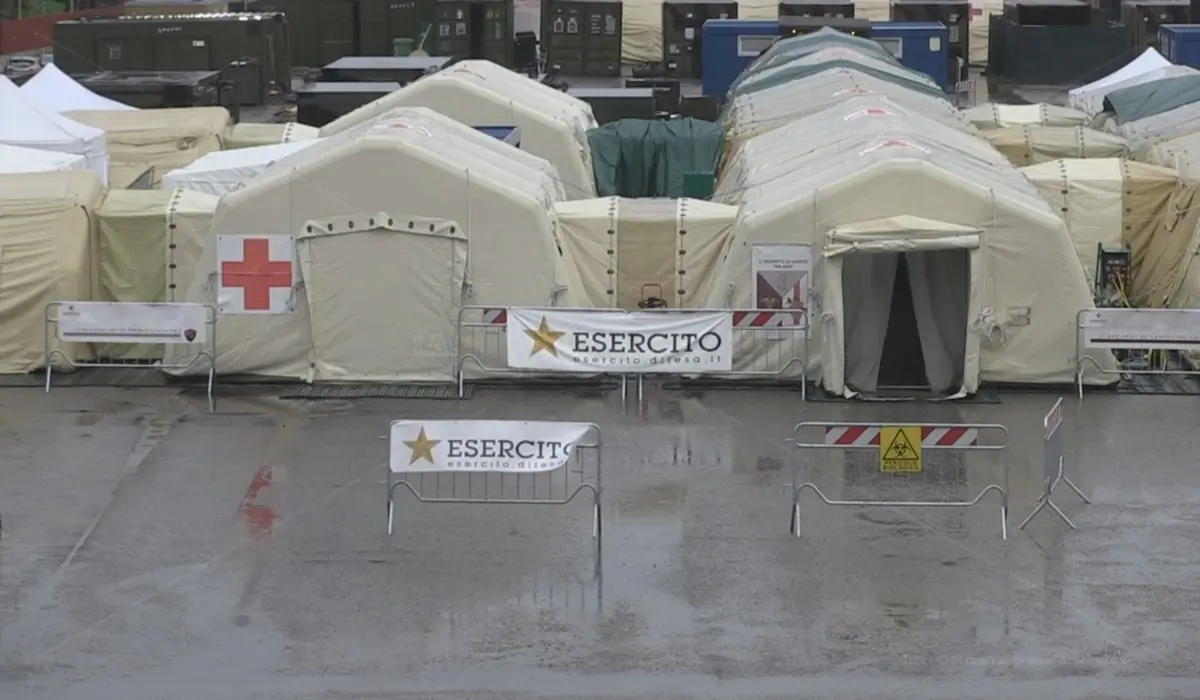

982,125,1128,166
166,110,576,382
319,61,596,199
1069,65,1196,116
224,122,320,149
963,103,1091,130
0,170,104,373
163,139,324,196
66,107,230,185
93,189,219,359
21,64,136,113
554,197,735,309
0,75,108,181
0,142,88,173
1021,158,1178,290
714,53,1115,395
1140,130,1200,178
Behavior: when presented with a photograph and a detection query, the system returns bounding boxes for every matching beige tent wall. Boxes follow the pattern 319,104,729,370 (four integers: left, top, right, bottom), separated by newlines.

963,103,1091,130
969,0,1003,66
1125,181,1200,307
1138,131,1200,179
1022,159,1178,294
0,170,104,373
66,107,231,186
94,189,219,359
224,122,321,149
554,197,735,309
984,125,1128,166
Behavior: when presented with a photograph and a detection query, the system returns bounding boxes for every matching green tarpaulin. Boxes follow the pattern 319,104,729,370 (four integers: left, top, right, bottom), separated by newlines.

587,118,724,199
1103,75,1200,125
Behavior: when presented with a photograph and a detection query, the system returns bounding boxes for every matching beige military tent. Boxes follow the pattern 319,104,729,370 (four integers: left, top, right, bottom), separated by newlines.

983,125,1128,166
93,188,219,359
166,109,577,382
716,79,1115,395
1021,159,1178,293
224,122,320,150
0,170,103,373
554,197,735,309
963,103,1091,130
1140,130,1200,178
66,107,231,185
319,61,597,199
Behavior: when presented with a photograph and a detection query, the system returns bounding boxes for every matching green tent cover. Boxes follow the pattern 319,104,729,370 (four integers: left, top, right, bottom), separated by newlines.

587,118,724,199
1103,75,1200,125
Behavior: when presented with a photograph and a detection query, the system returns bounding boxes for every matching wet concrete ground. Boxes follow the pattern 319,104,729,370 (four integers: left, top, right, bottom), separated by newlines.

1,386,1199,699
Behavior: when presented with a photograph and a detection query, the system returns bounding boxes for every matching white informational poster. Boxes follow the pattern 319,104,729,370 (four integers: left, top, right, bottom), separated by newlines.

390,420,593,473
216,234,298,314
505,308,733,373
57,302,209,344
1079,308,1200,351
751,244,812,315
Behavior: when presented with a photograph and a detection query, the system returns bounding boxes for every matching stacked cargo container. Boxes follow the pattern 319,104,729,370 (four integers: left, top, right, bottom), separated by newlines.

544,0,623,77
433,0,513,66
663,0,739,78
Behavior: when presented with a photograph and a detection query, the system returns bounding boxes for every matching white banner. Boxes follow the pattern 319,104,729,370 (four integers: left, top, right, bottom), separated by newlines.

1080,308,1200,351
390,420,592,473
57,302,209,344
505,309,733,373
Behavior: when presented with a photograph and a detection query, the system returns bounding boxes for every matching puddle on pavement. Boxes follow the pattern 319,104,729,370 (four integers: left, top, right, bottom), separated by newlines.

614,482,686,518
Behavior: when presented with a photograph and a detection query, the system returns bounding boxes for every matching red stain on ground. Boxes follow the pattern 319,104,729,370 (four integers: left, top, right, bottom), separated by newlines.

239,465,279,536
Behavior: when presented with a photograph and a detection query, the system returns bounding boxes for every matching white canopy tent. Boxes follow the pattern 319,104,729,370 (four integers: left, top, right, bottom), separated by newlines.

1067,48,1178,114
166,109,579,382
319,61,596,199
0,75,108,181
715,67,1115,395
21,64,136,113
0,142,87,173
163,139,324,196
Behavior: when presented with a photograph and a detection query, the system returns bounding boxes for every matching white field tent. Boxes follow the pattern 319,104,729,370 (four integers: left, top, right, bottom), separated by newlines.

163,139,325,196
66,107,230,186
1113,101,1200,152
21,63,136,113
0,142,88,173
1140,130,1200,178
93,188,219,359
0,75,108,181
224,122,320,149
1067,49,1184,115
1021,158,1178,291
982,125,1128,166
711,54,1115,395
319,60,596,199
165,109,576,382
963,103,1091,130
554,197,736,309
0,170,104,373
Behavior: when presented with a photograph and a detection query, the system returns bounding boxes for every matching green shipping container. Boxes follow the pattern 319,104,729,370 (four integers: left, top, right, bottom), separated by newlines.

545,0,622,77
54,13,290,106
434,0,514,67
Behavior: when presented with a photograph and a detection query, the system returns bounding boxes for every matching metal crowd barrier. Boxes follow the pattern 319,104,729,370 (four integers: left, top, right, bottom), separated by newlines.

454,305,809,398
386,423,603,559
790,421,1011,540
1075,307,1200,399
44,302,218,412
1020,398,1089,529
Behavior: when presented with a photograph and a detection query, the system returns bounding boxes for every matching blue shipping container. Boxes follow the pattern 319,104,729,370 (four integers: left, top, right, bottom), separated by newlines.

869,21,951,92
700,19,781,98
700,19,951,99
1160,25,1200,70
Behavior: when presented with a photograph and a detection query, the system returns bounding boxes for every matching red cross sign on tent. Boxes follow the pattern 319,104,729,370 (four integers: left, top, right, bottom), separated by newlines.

216,235,298,314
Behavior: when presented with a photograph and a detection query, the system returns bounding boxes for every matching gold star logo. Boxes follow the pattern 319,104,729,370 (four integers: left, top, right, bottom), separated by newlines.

524,315,565,357
402,426,441,466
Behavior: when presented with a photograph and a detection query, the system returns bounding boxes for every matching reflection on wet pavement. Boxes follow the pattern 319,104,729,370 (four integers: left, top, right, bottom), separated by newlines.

1,388,1199,699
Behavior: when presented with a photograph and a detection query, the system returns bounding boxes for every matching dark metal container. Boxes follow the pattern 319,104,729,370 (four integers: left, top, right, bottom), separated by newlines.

663,0,738,78
1122,0,1189,50
545,0,623,76
778,0,856,18
433,0,514,66
321,55,451,82
296,81,399,126
568,87,657,122
70,69,226,108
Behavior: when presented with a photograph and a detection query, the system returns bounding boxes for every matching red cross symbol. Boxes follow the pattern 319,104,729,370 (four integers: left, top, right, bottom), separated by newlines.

221,238,293,311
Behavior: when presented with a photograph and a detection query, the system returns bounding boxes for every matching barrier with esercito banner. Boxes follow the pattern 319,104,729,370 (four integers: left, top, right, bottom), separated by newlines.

454,305,809,399
1076,307,1200,399
789,421,1011,539
386,420,603,565
44,301,218,411
1020,397,1089,530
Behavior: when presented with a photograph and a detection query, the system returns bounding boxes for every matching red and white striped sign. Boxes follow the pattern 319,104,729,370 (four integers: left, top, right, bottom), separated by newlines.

482,308,507,324
824,425,979,448
1044,398,1063,440
732,311,806,328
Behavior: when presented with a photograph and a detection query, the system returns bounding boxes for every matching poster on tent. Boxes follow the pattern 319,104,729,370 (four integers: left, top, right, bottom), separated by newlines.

750,244,812,338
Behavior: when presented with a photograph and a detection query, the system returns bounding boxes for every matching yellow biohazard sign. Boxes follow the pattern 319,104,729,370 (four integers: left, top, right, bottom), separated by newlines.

880,425,922,473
